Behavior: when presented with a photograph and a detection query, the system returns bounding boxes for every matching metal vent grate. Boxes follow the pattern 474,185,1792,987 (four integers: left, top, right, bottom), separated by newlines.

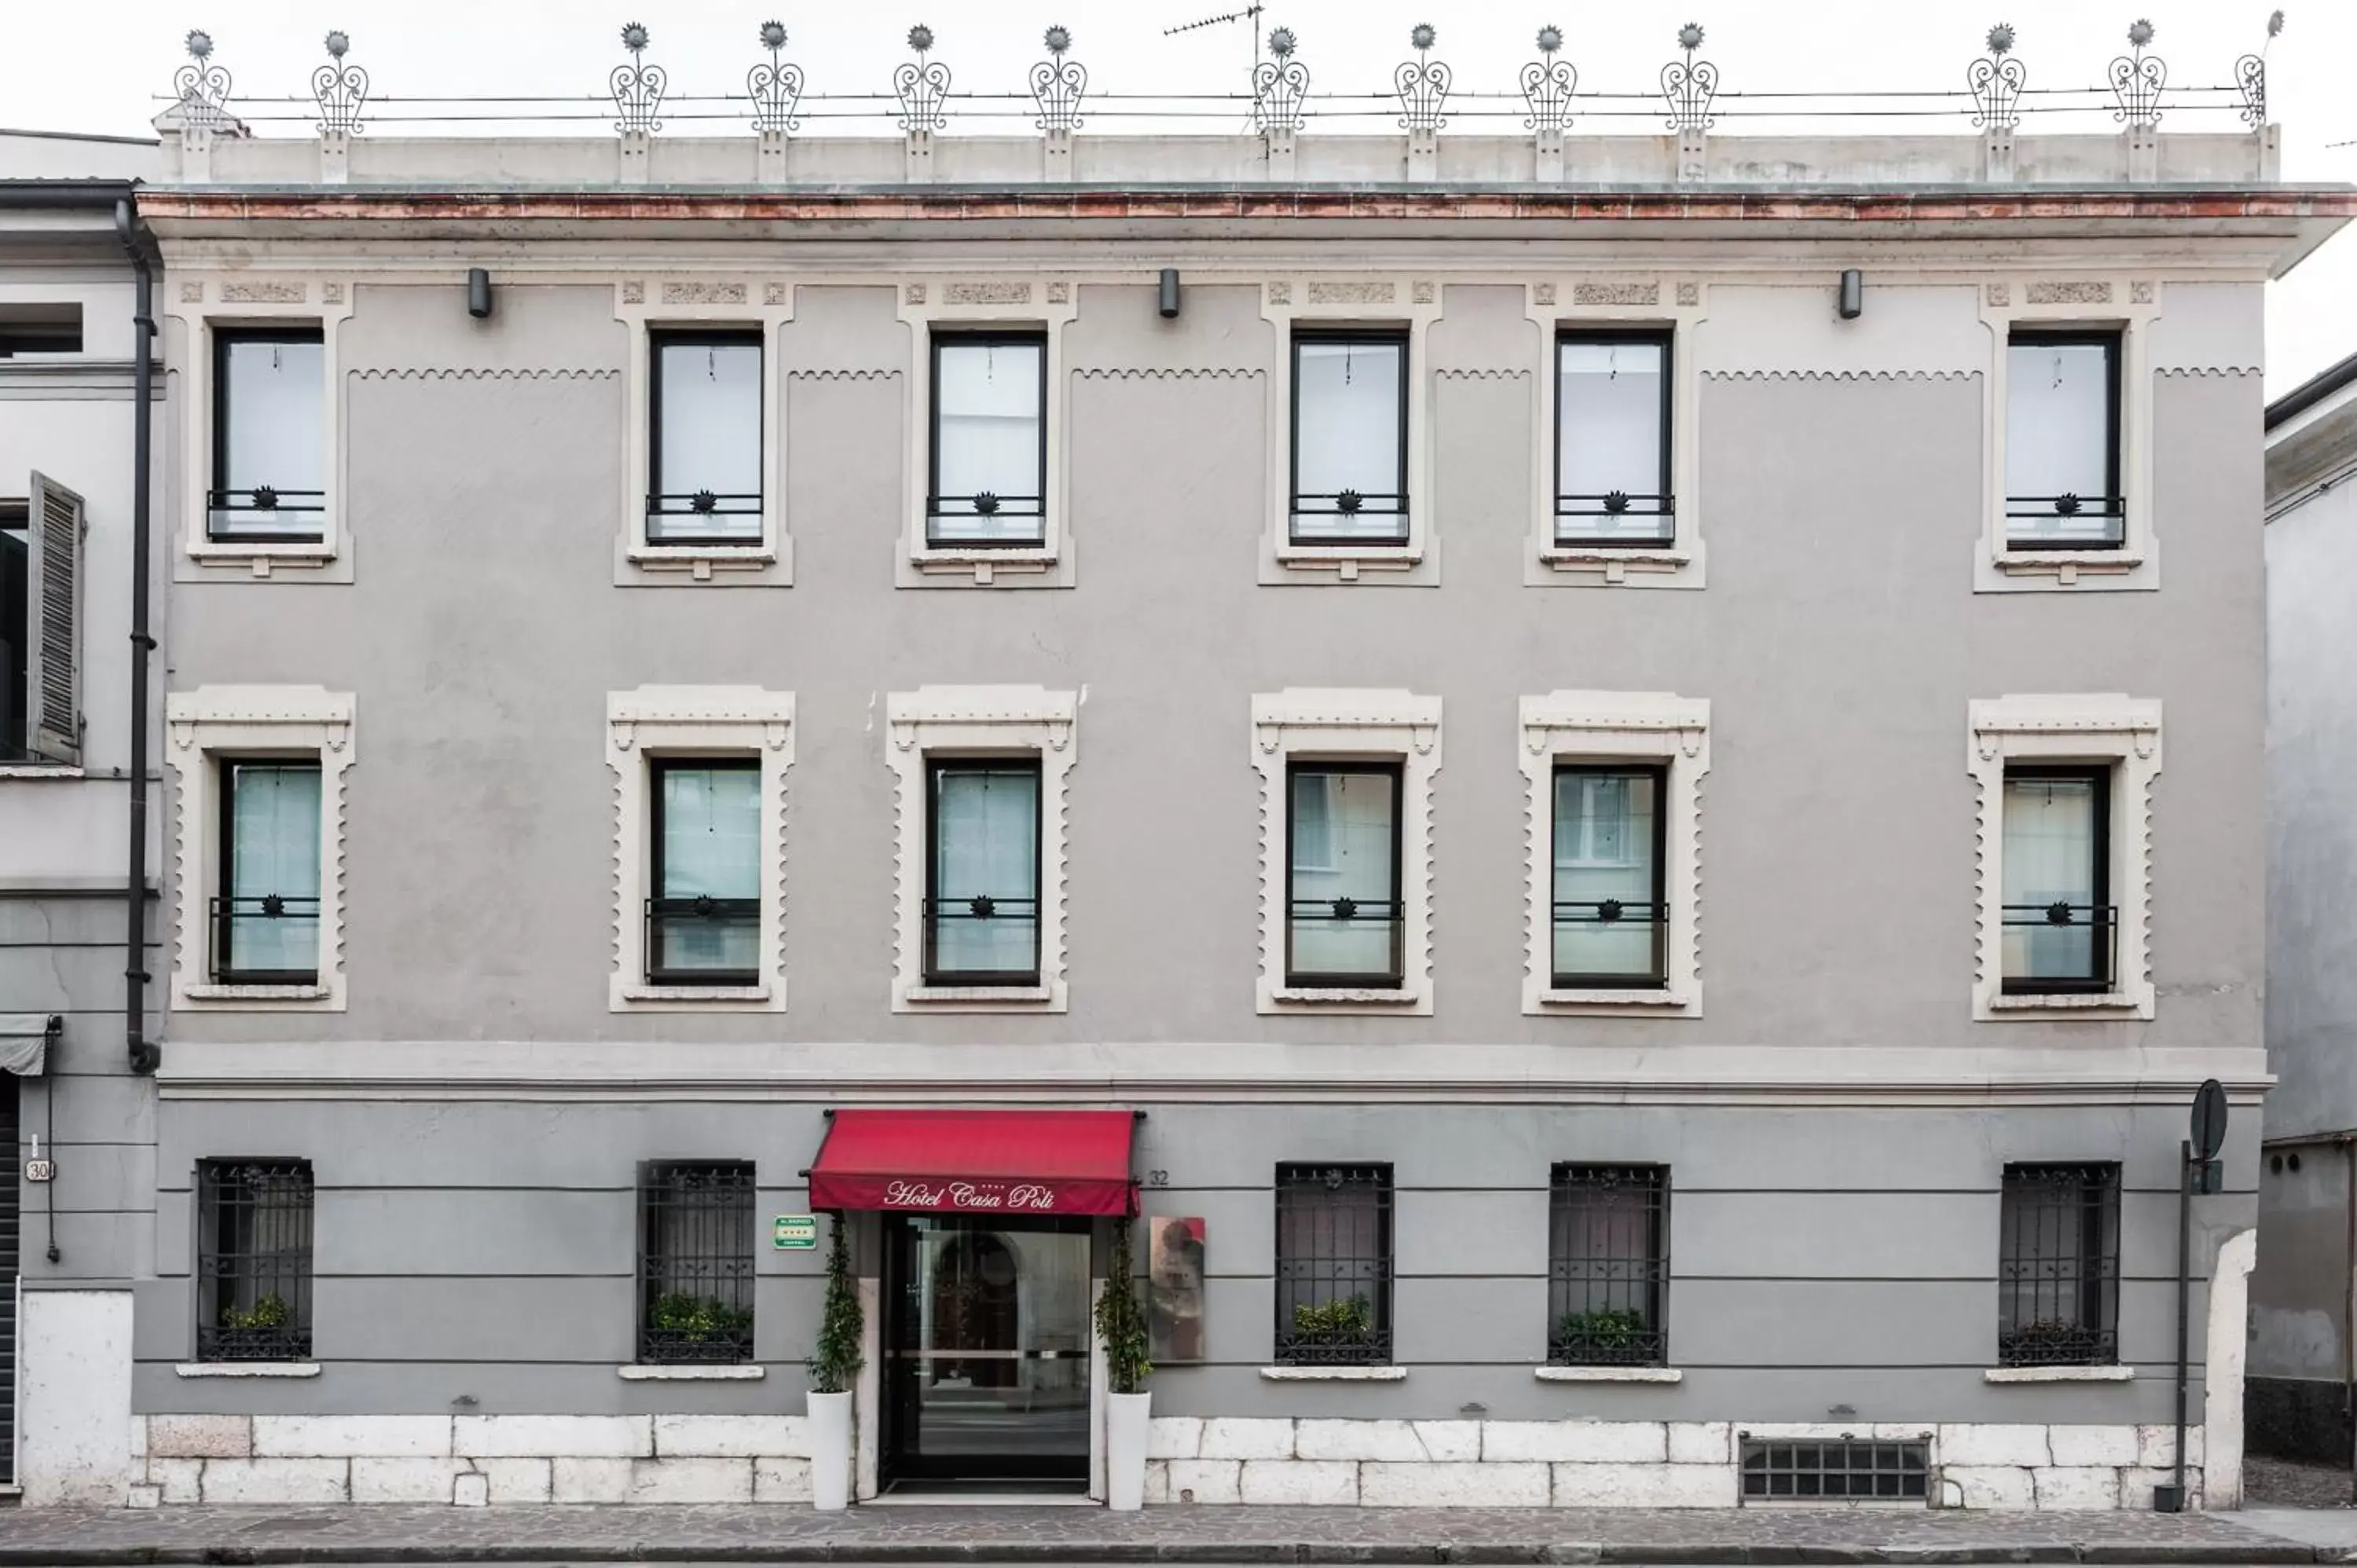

1740,1437,1929,1502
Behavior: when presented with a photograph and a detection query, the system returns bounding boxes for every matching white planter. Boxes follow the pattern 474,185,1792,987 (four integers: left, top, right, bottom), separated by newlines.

1105,1390,1152,1511
808,1390,853,1511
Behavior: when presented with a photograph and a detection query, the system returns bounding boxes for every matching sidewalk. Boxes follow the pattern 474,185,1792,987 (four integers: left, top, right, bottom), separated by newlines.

0,1503,2347,1566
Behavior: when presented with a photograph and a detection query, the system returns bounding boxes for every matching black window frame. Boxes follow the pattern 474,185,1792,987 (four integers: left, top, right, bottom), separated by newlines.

636,1160,757,1366
1553,327,1676,548
1273,1163,1394,1368
1548,1163,1670,1368
1999,763,2115,995
196,1159,314,1363
1284,759,1405,990
1550,762,1670,989
211,757,323,987
208,326,328,544
2003,328,2124,550
1742,1438,1930,1502
926,328,1050,549
645,328,767,548
646,756,763,988
1288,327,1411,546
1997,1161,2121,1368
922,755,1044,987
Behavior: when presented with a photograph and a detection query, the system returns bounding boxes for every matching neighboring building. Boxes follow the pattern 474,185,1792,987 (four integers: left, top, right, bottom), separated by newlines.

0,127,163,1504
2251,350,2357,1467
18,27,2350,1511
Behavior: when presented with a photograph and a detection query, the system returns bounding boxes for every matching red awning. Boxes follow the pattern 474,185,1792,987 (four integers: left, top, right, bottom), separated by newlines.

807,1109,1138,1217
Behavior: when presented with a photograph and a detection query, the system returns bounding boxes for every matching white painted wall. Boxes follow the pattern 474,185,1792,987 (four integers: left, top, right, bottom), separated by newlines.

20,1287,132,1505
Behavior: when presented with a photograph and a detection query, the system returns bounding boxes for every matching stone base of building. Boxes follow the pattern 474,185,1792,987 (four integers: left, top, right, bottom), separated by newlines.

119,1414,2205,1511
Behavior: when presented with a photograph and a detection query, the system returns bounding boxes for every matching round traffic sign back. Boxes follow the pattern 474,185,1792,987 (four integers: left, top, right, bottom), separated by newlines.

2190,1079,2229,1162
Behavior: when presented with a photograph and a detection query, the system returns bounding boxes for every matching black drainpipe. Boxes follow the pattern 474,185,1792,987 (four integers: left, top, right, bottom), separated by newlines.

114,196,159,1076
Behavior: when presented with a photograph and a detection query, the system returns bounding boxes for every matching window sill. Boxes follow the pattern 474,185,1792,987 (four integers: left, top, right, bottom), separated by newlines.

907,544,1058,587
175,1361,320,1379
1534,1365,1683,1383
628,543,777,579
1259,1365,1406,1382
1989,991,2139,1012
1269,985,1422,1008
1273,542,1422,584
188,539,337,577
1537,987,1696,1012
618,1363,766,1381
180,982,332,1005
1539,546,1692,584
619,981,774,1005
904,983,1057,1006
0,764,82,780
1983,1365,2134,1384
1992,548,2144,585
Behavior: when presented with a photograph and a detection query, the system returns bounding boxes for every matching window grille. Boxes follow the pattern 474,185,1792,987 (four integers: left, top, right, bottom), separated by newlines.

1549,1164,1669,1366
1555,331,1674,548
1741,1437,1929,1501
209,328,328,543
637,1162,757,1365
647,332,764,546
2004,330,2124,550
1289,330,1409,545
196,1160,314,1362
1274,1163,1392,1367
1998,1162,2120,1367
927,332,1048,548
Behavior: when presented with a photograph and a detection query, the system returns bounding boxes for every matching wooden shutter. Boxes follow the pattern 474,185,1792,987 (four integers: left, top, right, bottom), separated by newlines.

24,471,83,767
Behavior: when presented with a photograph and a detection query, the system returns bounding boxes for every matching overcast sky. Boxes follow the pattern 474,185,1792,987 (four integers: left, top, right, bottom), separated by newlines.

16,0,2355,392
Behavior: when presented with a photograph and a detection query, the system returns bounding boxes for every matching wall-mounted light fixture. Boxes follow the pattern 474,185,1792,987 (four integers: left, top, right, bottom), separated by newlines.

1159,267,1181,320
1838,268,1863,321
467,266,493,320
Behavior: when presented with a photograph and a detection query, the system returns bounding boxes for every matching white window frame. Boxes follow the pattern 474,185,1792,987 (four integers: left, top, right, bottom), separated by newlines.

1968,694,2162,1020
167,279,354,583
1978,279,2161,593
614,280,794,588
164,685,355,1012
896,281,1078,589
1519,691,1708,1017
607,687,794,1013
885,686,1076,1012
1260,279,1442,588
1253,689,1441,1015
1524,280,1709,590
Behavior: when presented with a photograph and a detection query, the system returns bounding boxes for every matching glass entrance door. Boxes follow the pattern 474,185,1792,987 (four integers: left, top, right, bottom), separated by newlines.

883,1214,1092,1482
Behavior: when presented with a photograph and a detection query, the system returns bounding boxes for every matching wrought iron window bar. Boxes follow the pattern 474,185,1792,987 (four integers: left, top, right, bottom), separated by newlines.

1998,1162,2121,1368
1741,1438,1929,1501
1999,901,2118,993
637,1161,757,1365
196,1160,314,1363
1548,1164,1670,1367
921,893,1042,986
207,894,321,986
2003,493,2127,548
204,487,328,543
1285,896,1405,990
644,491,763,547
924,491,1047,548
643,896,760,987
1554,492,1676,547
1289,491,1409,545
1551,899,1668,989
1274,1163,1394,1368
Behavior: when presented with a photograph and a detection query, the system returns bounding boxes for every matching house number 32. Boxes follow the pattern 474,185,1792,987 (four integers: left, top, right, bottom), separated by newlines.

1145,1170,1170,1187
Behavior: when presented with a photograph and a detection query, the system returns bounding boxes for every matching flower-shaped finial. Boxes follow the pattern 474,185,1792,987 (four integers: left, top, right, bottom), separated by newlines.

1410,22,1436,51
324,29,350,59
1269,25,1296,58
2267,9,2285,39
620,20,651,53
2127,17,2154,47
1985,22,2014,55
185,28,214,60
758,20,787,49
907,23,935,53
1044,24,1071,55
1537,24,1563,54
1677,21,1706,51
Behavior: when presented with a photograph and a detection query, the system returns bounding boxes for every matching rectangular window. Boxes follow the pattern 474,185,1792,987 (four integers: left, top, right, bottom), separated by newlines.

925,758,1042,984
647,332,764,545
0,500,25,760
1742,1438,1929,1501
213,760,322,985
0,302,82,357
2005,331,2123,549
1555,332,1673,547
1290,330,1409,545
196,1160,313,1362
2000,766,2113,993
1548,1165,1669,1367
1552,764,1666,987
1274,1163,1392,1367
1286,762,1402,988
647,759,761,986
209,328,327,543
928,332,1047,548
1998,1163,2121,1367
637,1161,756,1365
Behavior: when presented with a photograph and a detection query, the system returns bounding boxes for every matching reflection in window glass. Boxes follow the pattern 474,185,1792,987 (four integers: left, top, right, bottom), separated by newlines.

1292,337,1406,543
931,339,1045,545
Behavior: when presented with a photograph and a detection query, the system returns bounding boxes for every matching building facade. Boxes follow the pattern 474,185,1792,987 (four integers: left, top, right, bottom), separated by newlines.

13,34,2348,1511
2251,351,2357,1467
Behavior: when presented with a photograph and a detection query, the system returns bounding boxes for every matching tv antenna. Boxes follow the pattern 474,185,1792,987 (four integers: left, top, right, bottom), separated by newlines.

1165,3,1267,80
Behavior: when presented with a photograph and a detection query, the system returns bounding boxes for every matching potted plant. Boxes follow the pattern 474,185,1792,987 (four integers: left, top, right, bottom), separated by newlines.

805,1216,864,1511
1095,1218,1153,1511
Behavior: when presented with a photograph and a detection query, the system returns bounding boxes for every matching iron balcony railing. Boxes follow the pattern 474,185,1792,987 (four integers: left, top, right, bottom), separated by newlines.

2003,493,2127,548
644,895,760,986
925,490,1045,548
1550,897,1667,987
1999,900,2117,993
921,892,1040,984
1555,490,1675,547
207,894,321,985
645,489,763,545
205,486,327,542
1290,489,1407,544
1285,895,1403,988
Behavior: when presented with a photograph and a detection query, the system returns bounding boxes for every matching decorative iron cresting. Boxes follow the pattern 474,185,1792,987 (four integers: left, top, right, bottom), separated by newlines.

1395,23,1451,134
1031,24,1087,132
1660,22,1717,134
174,29,235,130
895,24,951,132
748,20,803,134
311,31,368,134
1521,24,1578,133
1252,25,1310,134
2235,9,2283,130
1967,21,2025,130
2108,17,2166,126
609,20,666,134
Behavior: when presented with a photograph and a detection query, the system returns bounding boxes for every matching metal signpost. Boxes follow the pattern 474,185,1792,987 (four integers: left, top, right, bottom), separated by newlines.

2157,1079,2229,1512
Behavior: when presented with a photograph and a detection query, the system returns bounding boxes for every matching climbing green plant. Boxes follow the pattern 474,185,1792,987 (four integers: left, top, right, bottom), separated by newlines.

806,1216,866,1394
1094,1218,1153,1394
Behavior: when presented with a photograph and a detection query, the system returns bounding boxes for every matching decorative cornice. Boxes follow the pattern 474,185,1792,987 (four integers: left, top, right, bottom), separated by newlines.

1072,366,1263,380
1703,368,1977,383
786,367,900,382
1435,367,1530,381
350,366,619,381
